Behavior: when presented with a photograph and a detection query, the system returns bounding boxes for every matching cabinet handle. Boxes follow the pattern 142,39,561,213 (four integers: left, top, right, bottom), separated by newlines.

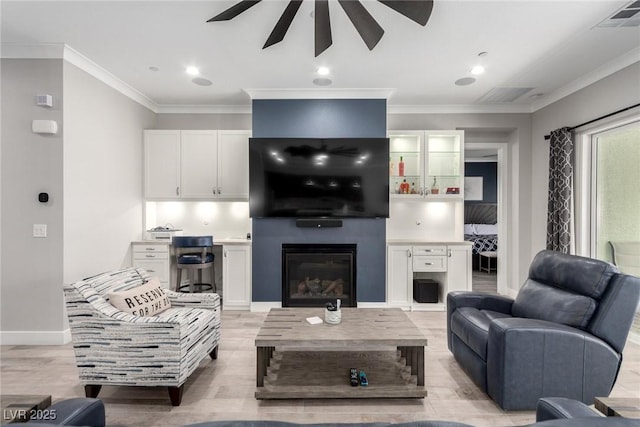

424,249,433,253
145,254,156,258
212,187,216,195
224,250,227,257
407,250,412,258
448,249,452,257
176,186,180,196
145,247,156,251
147,269,156,273
420,189,424,196
217,188,221,195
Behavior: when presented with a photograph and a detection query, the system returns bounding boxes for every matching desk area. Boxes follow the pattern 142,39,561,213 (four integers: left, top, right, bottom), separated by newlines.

131,238,251,310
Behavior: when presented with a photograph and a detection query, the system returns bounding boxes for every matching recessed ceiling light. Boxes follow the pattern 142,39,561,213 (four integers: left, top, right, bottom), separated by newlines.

192,77,212,86
313,78,332,86
186,66,200,76
470,65,485,75
317,66,330,76
455,77,476,86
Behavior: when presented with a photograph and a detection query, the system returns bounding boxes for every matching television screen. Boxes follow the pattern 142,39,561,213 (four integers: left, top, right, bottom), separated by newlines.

249,138,389,218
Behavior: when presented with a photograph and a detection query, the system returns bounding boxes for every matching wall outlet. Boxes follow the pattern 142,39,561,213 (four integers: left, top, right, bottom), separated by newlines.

33,224,47,238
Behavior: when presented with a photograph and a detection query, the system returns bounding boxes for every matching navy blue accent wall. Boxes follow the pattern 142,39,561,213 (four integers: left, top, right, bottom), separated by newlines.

465,162,497,203
252,99,387,303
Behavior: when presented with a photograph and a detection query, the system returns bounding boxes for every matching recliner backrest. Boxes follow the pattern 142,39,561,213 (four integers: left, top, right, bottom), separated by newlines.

512,250,618,330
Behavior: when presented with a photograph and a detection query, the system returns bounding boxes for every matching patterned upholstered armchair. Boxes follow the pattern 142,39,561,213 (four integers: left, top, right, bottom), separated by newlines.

63,267,221,406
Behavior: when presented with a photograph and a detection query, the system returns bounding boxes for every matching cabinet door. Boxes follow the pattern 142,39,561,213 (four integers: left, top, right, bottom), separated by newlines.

424,130,464,199
144,130,180,198
223,245,251,310
389,132,424,197
447,246,472,294
387,245,412,308
180,130,218,198
218,130,250,200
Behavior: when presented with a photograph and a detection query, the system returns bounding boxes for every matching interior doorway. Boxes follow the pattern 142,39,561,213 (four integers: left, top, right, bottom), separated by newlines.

464,140,508,295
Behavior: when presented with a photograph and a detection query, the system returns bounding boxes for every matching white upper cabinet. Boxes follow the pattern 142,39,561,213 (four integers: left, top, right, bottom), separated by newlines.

389,130,464,200
218,130,250,200
144,130,250,200
144,130,181,198
180,130,219,198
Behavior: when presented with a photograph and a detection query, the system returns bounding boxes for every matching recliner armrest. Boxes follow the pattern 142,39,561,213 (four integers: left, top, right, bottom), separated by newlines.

446,292,514,351
27,398,105,426
447,291,514,313
536,397,601,421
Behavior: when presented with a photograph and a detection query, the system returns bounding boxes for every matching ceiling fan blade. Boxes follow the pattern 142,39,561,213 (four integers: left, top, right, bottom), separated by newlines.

207,0,262,22
378,0,433,26
264,0,303,49
315,0,332,57
338,0,384,51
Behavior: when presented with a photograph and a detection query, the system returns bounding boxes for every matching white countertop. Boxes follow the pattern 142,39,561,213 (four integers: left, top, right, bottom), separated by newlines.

386,239,472,246
132,238,252,245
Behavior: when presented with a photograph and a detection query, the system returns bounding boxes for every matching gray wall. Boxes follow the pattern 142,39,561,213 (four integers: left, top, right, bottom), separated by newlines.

388,113,532,292
1,59,65,339
465,162,498,204
63,62,156,283
251,99,387,303
0,58,156,344
531,62,640,254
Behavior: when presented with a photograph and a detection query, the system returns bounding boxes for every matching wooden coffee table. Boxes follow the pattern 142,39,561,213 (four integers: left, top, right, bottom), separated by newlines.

255,307,428,399
595,397,640,418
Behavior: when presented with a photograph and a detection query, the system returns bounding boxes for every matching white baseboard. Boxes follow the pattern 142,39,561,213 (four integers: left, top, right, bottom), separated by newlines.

357,302,390,309
0,329,71,345
250,301,282,312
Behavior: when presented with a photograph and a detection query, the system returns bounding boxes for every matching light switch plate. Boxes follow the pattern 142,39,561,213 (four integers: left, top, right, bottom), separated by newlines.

33,224,47,238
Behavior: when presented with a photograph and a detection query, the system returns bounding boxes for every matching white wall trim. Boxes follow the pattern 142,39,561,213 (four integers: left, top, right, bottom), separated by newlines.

357,302,389,309
388,104,533,114
628,331,640,346
1,42,158,113
250,301,282,312
0,329,71,346
62,45,158,113
156,105,252,114
244,88,394,100
531,48,640,112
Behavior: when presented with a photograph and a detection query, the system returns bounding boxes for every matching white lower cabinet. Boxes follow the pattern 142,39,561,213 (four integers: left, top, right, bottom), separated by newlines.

386,243,471,310
131,242,171,289
222,244,252,310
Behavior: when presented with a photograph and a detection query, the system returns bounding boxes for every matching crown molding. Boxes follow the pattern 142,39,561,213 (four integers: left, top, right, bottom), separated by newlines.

155,104,251,114
387,104,533,114
531,47,640,112
1,43,158,113
244,88,395,100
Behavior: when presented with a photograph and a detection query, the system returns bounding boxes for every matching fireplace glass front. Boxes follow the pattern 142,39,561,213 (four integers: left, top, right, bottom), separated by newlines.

282,244,356,307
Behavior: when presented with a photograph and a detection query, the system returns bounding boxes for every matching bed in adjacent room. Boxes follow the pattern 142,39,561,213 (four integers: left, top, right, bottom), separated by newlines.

464,203,498,271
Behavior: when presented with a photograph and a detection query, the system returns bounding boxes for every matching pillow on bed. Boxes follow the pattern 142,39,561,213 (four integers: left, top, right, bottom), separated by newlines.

464,224,477,235
475,223,498,235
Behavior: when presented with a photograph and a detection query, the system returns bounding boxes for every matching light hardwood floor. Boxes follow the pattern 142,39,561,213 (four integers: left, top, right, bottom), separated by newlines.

2,311,639,427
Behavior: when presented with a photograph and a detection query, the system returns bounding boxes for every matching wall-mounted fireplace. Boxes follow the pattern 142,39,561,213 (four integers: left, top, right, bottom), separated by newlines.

282,244,357,307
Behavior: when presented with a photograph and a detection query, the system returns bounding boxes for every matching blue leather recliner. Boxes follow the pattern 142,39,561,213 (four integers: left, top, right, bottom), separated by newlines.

447,250,640,410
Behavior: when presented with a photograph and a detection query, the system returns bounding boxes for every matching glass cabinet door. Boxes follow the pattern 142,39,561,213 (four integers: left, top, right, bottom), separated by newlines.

389,133,423,197
425,131,463,199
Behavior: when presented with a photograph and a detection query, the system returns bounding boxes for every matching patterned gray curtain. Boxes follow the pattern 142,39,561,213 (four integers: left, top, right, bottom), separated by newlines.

546,127,574,253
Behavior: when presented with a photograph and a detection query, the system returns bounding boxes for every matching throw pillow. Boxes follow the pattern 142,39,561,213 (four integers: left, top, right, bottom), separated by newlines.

108,278,171,317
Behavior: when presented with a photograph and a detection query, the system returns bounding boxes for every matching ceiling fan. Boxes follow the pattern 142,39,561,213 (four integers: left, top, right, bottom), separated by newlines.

208,0,434,57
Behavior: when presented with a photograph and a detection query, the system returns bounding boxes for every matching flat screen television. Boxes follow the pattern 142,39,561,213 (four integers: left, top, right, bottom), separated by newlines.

249,137,389,218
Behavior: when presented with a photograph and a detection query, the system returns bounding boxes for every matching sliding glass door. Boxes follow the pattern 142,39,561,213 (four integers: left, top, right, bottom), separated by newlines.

591,121,640,268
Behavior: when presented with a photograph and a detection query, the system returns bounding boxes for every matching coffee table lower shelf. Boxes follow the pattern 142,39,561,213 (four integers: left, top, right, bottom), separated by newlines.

255,349,427,399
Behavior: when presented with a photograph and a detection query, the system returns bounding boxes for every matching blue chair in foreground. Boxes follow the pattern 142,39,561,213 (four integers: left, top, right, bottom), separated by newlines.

447,249,640,410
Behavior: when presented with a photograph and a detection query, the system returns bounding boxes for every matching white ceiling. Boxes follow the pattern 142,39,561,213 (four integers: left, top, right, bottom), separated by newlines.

2,0,639,112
